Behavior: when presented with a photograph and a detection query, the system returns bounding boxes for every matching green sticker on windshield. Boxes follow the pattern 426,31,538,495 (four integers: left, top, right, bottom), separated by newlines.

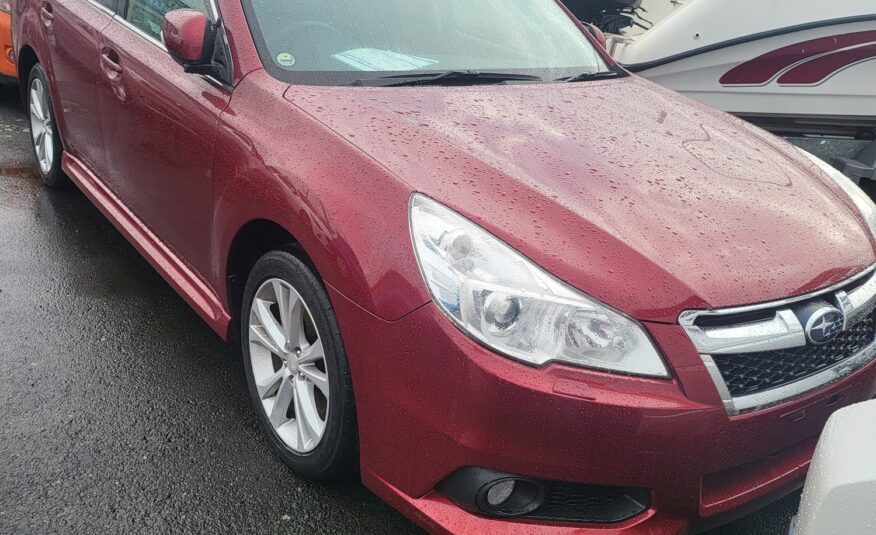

276,52,296,68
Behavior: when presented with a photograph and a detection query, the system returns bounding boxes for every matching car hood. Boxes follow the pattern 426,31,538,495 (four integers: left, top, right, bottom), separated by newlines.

285,77,875,323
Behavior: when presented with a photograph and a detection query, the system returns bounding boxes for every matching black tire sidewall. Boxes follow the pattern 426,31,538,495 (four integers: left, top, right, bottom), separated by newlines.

27,64,66,188
240,250,357,479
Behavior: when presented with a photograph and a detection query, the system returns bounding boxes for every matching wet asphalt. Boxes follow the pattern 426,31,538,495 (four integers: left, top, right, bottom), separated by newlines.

0,86,799,534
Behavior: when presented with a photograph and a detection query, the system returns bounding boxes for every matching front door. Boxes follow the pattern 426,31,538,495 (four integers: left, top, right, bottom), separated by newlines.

95,0,229,277
42,0,117,173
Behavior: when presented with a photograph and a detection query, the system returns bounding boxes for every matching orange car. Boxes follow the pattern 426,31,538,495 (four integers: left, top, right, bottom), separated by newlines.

0,0,14,85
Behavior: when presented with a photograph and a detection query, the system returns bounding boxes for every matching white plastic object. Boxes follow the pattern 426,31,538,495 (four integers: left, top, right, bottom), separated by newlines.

794,399,876,535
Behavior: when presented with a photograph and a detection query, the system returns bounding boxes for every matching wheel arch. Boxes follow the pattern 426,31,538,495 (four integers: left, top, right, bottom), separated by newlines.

225,218,319,340
15,44,38,103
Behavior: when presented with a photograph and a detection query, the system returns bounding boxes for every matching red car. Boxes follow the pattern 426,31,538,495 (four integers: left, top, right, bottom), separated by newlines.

12,0,876,533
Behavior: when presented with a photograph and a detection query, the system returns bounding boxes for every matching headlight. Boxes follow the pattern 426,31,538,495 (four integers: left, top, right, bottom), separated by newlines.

409,194,669,377
0,1,10,13
796,147,876,238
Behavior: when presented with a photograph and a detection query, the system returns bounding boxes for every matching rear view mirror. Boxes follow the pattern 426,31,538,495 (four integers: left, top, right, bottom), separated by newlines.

163,9,210,64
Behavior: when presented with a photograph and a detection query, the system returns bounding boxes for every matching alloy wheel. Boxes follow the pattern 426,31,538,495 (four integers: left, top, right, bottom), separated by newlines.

29,77,54,174
248,278,330,453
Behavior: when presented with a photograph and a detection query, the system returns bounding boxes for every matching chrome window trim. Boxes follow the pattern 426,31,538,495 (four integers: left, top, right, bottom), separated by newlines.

114,15,169,52
84,0,116,17
680,265,876,416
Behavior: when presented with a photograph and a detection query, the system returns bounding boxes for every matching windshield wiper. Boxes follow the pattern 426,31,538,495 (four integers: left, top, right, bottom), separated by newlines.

349,70,544,87
555,70,620,83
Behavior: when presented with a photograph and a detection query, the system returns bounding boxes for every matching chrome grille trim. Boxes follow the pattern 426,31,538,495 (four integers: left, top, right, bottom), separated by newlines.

679,265,876,329
683,309,806,355
680,266,876,416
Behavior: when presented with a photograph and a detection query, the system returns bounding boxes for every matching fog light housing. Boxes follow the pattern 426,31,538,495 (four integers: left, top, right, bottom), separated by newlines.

438,467,650,523
478,477,543,516
438,468,545,518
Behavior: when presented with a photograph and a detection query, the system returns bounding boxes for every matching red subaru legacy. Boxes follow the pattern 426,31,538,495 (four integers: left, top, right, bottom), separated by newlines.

12,0,876,532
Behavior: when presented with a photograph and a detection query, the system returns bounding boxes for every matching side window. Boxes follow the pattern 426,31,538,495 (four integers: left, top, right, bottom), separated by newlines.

95,0,118,10
124,0,212,40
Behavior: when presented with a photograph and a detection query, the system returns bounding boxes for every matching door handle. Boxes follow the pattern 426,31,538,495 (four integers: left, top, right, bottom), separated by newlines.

100,49,123,82
39,2,55,28
100,48,127,101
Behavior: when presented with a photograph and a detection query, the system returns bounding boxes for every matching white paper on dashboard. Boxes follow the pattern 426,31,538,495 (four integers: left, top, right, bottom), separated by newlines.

332,48,439,71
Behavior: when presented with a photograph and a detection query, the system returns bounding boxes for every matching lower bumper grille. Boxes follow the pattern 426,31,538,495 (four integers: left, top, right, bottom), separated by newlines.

532,482,650,523
713,311,876,398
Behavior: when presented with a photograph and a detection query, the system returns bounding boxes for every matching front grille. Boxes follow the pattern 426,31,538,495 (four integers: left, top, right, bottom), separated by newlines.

527,483,650,523
712,311,876,398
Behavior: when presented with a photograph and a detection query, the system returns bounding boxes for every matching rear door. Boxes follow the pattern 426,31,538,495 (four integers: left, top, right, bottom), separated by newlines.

41,0,116,172
96,0,230,277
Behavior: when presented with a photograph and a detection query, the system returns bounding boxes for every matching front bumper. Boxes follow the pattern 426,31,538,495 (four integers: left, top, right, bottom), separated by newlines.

328,287,876,534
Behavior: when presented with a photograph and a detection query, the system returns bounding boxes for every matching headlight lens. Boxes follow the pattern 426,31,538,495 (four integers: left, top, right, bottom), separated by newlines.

409,194,669,377
796,147,876,238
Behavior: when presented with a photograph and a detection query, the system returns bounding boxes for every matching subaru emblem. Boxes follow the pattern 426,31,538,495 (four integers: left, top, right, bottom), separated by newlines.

804,306,845,345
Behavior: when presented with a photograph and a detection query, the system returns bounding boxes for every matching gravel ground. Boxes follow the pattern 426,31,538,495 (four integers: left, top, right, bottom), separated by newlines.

0,85,798,535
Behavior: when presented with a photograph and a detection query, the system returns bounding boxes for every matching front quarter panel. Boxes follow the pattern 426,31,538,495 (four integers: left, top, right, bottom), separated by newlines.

212,70,430,322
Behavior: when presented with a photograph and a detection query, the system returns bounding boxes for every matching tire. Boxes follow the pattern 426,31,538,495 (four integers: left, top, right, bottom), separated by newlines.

27,64,68,188
241,250,358,479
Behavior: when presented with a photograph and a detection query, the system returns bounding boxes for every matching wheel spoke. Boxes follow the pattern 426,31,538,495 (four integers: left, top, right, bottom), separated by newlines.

36,133,45,162
292,388,310,449
256,368,287,399
30,100,42,122
249,324,281,354
31,86,44,121
289,298,304,348
274,280,304,349
299,364,329,397
269,378,294,428
40,83,50,120
271,280,290,339
44,131,53,165
253,298,286,350
298,339,324,365
294,378,324,446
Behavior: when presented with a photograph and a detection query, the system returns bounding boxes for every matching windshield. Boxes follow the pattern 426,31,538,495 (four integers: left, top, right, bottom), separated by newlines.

242,0,613,85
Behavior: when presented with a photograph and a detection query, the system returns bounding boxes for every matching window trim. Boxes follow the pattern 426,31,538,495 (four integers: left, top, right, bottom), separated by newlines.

84,0,116,17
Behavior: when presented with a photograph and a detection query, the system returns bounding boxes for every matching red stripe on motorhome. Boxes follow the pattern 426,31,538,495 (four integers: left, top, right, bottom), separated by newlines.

720,30,876,85
776,43,876,85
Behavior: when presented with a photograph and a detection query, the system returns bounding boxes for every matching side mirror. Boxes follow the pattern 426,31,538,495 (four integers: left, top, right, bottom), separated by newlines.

163,9,210,64
163,9,230,83
586,23,607,49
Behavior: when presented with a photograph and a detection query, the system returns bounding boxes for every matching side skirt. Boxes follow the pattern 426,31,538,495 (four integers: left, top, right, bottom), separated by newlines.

62,152,231,339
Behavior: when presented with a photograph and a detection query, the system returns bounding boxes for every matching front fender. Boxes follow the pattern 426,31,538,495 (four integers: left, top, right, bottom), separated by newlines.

212,71,430,323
